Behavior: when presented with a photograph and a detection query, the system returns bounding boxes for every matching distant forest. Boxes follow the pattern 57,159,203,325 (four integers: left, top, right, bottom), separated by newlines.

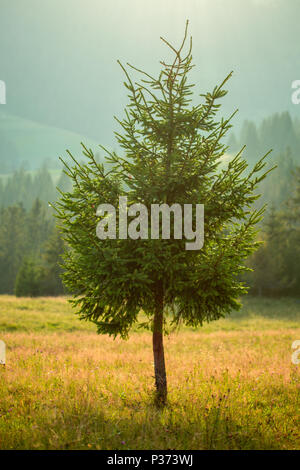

0,111,299,297
228,111,300,208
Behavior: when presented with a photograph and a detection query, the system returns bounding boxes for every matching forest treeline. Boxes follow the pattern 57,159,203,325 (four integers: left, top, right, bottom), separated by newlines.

0,199,65,296
0,111,299,297
229,111,300,162
244,167,300,296
228,111,300,207
0,167,71,210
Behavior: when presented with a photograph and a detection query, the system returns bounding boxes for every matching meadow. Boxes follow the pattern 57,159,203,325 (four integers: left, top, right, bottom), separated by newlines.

0,295,299,450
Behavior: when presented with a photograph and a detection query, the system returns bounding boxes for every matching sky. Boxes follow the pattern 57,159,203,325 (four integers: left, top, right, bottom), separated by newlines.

0,0,299,150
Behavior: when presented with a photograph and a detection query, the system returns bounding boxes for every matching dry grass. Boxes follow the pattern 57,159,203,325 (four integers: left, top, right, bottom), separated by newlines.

0,296,299,449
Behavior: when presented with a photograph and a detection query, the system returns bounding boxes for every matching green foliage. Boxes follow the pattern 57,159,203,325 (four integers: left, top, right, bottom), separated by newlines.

26,198,53,256
229,111,300,164
55,24,273,339
246,167,300,296
0,198,65,295
0,204,26,293
40,227,66,296
0,167,57,210
15,258,42,297
227,115,299,209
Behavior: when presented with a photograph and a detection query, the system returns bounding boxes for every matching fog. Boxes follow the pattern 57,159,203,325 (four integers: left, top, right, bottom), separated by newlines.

0,0,299,148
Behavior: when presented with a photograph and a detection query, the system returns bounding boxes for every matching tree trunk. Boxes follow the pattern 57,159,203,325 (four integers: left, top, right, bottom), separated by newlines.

152,283,167,405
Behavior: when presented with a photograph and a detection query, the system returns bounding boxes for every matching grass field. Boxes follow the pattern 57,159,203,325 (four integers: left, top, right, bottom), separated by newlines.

0,295,299,450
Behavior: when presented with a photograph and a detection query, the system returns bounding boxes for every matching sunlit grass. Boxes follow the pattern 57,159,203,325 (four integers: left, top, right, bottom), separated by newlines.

0,295,299,449
0,295,299,333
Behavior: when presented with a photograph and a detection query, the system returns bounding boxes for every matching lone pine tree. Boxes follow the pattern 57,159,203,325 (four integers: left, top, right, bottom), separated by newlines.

55,22,273,404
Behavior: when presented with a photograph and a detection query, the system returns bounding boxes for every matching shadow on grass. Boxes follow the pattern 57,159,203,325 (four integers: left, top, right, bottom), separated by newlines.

8,399,284,451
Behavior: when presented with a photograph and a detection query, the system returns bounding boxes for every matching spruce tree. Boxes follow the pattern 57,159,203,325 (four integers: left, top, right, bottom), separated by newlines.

55,23,273,404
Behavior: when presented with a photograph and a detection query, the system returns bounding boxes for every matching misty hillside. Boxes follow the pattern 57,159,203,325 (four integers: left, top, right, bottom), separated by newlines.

1,0,299,144
0,110,101,172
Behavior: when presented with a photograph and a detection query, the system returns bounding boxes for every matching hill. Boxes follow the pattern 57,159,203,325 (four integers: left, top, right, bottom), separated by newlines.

0,110,101,173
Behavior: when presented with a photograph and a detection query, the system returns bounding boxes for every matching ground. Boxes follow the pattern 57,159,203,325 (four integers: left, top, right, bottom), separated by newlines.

0,295,299,450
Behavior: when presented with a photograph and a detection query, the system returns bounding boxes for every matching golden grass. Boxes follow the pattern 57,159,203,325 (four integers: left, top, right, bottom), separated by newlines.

1,318,299,449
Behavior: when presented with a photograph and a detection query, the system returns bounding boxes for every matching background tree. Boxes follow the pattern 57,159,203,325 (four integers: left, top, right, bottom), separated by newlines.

0,168,56,210
245,207,284,296
15,257,42,297
246,167,300,296
55,23,273,404
0,195,65,295
25,198,52,256
40,227,66,296
0,204,26,293
240,120,260,163
277,166,300,294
